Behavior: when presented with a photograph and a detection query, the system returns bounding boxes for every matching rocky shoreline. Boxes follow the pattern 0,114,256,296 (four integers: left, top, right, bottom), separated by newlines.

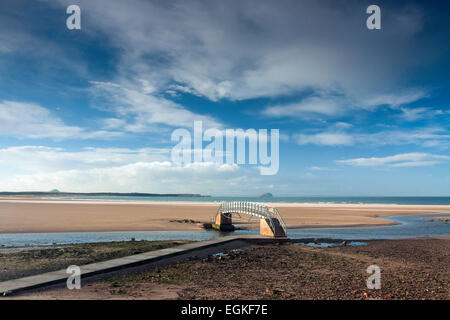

9,238,448,300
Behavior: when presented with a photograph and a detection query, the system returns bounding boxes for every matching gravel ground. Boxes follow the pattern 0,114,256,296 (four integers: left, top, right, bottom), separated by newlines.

100,238,449,300
3,238,448,300
0,240,191,281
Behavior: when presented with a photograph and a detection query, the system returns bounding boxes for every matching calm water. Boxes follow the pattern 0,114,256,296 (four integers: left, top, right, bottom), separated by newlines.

298,241,368,248
287,214,450,240
0,230,221,248
0,214,448,248
38,196,450,205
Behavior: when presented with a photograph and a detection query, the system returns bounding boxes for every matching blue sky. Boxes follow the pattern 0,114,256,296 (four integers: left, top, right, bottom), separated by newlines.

0,0,449,196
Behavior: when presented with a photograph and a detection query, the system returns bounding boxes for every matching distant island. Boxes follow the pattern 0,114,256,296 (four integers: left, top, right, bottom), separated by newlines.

0,191,209,197
258,192,273,198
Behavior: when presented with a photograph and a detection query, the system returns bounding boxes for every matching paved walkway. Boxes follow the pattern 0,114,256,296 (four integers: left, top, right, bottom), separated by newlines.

0,235,286,296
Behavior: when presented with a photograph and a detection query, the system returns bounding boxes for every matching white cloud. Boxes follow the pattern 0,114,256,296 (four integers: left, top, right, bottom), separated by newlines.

310,166,336,171
2,0,437,126
263,90,428,120
0,159,248,194
90,81,222,131
399,107,450,121
0,146,171,173
0,100,124,140
100,118,128,130
399,107,429,121
0,145,256,193
0,145,280,194
263,96,343,118
359,128,450,148
294,132,354,146
361,90,428,109
294,126,450,147
44,0,432,106
0,101,83,139
336,153,450,167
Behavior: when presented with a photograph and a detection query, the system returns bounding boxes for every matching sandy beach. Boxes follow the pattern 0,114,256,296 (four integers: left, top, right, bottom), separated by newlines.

1,198,449,234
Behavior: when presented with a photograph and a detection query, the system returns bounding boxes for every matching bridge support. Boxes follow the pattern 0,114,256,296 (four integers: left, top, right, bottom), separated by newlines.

212,213,235,231
260,218,287,238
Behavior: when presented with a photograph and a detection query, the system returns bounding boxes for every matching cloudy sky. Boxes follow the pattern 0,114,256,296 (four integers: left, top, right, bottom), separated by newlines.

0,0,449,195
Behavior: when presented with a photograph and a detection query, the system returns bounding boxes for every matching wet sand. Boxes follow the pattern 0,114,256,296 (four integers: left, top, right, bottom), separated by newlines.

428,216,450,222
0,199,449,233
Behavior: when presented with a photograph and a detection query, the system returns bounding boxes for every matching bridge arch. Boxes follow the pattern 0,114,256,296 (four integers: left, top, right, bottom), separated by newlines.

214,201,287,238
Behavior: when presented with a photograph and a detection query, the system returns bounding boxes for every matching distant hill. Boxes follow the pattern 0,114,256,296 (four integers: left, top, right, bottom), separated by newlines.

0,192,208,197
258,192,273,198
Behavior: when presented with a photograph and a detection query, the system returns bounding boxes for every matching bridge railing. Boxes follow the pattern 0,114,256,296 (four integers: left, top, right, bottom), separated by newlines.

218,201,287,236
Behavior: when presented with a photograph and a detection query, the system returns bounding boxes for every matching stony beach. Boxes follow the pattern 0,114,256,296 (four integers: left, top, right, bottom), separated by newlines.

6,238,449,300
0,240,190,282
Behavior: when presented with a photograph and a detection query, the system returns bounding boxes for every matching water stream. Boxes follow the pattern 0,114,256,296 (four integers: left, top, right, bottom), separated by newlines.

0,214,448,249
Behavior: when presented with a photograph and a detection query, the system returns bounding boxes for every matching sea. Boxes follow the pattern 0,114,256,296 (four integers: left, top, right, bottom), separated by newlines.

36,196,450,205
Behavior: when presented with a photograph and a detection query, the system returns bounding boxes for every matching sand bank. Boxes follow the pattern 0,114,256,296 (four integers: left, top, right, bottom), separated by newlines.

0,199,449,233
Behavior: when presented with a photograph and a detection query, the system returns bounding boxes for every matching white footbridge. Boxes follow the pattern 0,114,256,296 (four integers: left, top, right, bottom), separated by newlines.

215,201,287,237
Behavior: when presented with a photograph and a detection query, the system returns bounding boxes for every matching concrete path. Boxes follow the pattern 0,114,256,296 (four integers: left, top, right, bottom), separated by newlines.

0,234,285,296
